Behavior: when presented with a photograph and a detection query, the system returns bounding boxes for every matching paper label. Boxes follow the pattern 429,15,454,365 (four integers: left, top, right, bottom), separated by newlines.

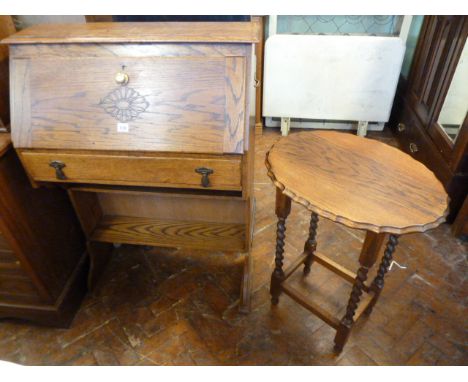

117,123,129,133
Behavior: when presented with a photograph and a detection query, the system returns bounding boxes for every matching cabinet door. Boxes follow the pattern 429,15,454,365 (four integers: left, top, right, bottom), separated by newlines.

427,17,468,173
408,16,464,126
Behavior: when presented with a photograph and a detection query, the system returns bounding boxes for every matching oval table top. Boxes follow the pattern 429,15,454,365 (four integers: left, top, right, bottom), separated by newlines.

265,131,449,234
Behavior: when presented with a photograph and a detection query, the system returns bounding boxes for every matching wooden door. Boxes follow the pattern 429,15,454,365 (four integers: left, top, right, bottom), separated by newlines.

425,17,468,172
408,16,465,127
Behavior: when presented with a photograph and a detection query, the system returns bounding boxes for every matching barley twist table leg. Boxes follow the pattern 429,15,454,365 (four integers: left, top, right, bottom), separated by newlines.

364,234,399,315
303,212,319,275
334,231,385,352
344,266,369,322
273,217,287,277
270,188,291,305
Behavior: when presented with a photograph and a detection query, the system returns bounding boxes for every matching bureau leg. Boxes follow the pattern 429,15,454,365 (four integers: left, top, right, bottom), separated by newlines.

270,188,292,305
334,231,385,353
239,251,252,314
87,241,113,290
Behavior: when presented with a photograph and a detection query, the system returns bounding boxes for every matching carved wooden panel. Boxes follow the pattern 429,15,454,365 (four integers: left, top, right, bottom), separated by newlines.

10,44,250,154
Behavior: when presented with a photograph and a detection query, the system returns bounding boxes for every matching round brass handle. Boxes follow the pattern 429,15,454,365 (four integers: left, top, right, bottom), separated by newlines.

409,142,418,153
115,72,129,85
397,123,406,132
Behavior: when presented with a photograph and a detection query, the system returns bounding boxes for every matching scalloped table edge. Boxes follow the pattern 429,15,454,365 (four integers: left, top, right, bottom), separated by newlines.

265,148,450,235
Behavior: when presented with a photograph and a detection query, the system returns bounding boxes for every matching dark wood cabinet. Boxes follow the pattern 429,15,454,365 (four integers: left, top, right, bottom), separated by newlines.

390,16,468,229
0,135,87,326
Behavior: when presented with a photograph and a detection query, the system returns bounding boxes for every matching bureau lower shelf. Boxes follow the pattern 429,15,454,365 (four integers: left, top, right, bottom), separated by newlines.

90,215,246,252
67,184,254,312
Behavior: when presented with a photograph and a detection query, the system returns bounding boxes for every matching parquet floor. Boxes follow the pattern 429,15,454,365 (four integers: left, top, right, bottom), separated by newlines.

0,127,466,365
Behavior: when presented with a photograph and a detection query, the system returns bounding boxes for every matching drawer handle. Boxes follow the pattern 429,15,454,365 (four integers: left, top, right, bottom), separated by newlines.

195,167,214,188
49,161,67,180
397,123,406,132
409,142,419,153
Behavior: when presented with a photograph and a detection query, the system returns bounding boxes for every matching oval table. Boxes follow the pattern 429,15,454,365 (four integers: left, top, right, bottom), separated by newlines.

265,131,448,353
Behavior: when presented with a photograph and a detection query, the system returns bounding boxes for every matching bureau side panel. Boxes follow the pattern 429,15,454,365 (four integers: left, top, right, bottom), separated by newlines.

9,58,31,148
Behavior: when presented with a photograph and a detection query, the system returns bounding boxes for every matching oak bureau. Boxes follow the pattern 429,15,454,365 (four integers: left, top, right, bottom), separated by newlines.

3,20,260,312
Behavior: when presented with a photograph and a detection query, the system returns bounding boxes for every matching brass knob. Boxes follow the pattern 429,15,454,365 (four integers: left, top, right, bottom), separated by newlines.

409,142,418,153
397,123,406,132
115,72,129,85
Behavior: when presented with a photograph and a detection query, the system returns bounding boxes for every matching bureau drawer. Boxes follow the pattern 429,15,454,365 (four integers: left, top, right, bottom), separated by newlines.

20,151,243,191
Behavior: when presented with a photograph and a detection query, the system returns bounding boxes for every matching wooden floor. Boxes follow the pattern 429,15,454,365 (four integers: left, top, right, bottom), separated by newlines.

0,127,467,365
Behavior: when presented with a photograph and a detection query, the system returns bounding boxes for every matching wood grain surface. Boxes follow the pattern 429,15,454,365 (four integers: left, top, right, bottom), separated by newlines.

11,51,248,154
265,131,449,234
2,21,261,44
91,216,245,251
97,192,245,224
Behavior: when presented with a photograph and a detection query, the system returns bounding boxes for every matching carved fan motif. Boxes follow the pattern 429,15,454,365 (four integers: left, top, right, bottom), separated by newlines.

99,87,149,122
